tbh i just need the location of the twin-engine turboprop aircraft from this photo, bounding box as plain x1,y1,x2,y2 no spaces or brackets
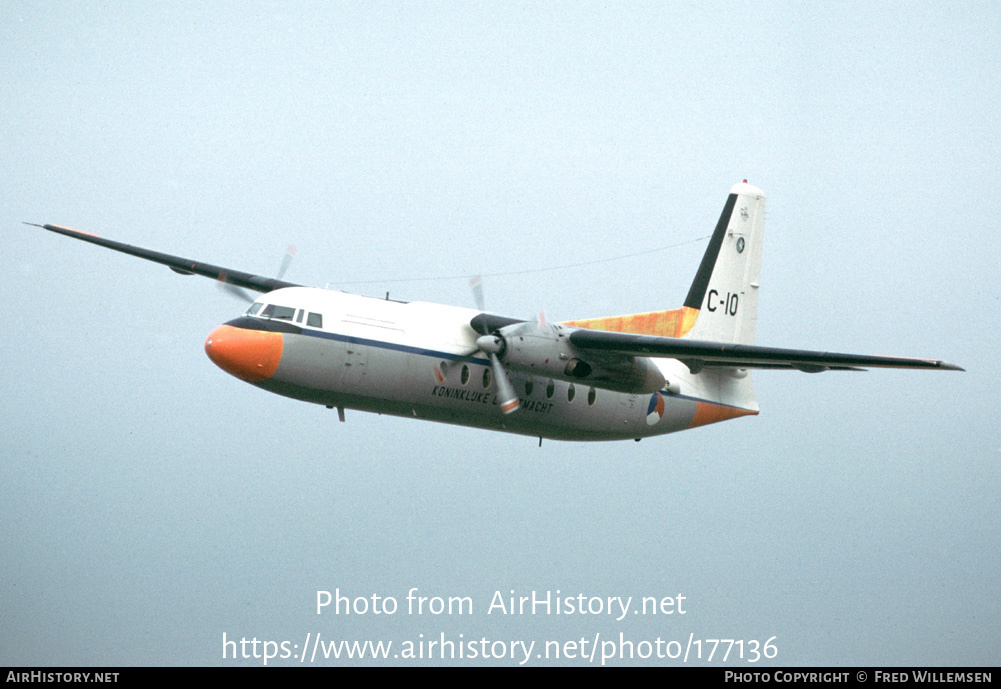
28,182,961,442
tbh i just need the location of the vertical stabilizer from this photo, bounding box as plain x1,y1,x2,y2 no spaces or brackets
684,182,766,344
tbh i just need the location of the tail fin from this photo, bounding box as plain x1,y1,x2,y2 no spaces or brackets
683,181,766,344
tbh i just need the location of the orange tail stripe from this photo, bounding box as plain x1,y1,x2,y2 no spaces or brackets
563,306,699,338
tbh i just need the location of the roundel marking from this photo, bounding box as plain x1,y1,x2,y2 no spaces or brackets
646,393,665,425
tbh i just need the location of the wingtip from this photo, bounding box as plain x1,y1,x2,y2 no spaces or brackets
939,362,965,372
30,223,103,238
22,222,45,228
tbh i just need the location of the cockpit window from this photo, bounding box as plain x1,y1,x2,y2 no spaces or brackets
246,303,263,316
307,312,323,328
260,304,296,321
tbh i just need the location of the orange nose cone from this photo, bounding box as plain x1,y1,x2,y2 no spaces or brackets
204,324,283,382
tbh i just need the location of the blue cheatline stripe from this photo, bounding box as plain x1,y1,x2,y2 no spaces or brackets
297,325,491,363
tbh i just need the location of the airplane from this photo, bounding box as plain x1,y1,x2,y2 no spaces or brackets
26,181,961,442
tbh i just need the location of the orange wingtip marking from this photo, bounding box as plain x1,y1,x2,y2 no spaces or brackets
49,224,102,238
688,402,758,429
563,306,699,338
204,325,283,383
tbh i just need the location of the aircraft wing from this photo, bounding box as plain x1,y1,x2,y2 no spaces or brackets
568,329,964,373
26,223,302,294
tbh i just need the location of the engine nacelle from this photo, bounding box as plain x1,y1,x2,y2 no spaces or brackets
493,322,666,394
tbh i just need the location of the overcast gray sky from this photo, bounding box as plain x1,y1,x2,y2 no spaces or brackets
2,1,997,666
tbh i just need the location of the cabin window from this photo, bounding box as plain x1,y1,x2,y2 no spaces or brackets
567,383,576,402
307,312,323,328
588,387,596,406
546,379,555,399
461,365,470,385
525,379,534,396
482,368,491,389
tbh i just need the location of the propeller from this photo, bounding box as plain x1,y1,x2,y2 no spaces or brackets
469,274,485,311
216,273,255,303
275,245,297,281
475,332,520,414
462,275,551,416
458,277,519,414
217,245,298,303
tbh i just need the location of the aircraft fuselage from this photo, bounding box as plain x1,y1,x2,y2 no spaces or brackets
204,287,756,441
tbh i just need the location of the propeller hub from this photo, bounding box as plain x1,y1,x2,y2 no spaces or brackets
475,335,505,356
